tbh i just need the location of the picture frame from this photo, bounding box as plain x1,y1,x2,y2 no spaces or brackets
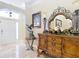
32,12,41,28
56,19,62,27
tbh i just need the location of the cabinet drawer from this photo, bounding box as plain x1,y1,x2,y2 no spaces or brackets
48,37,61,44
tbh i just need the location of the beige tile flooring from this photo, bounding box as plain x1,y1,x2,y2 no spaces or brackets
0,39,45,58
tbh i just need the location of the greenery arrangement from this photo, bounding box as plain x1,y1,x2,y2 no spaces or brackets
49,27,74,35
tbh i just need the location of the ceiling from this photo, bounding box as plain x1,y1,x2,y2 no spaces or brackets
0,0,78,13
0,0,39,14
0,0,38,9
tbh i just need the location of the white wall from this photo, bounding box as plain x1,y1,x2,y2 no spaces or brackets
18,14,26,40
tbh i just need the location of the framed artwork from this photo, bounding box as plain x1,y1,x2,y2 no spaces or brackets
56,19,62,27
32,12,41,28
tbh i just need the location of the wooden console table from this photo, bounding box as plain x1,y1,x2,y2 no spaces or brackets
37,33,79,57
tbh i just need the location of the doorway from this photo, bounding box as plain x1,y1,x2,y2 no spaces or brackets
0,18,17,44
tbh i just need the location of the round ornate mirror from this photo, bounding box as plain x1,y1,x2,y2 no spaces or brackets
48,7,72,32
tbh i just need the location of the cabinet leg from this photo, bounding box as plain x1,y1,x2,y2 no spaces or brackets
37,48,40,57
37,48,44,57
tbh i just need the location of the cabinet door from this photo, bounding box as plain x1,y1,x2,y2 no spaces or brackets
63,37,79,57
53,37,62,57
47,35,62,57
47,35,54,56
38,34,47,51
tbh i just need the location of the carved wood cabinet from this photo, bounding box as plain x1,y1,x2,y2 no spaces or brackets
37,33,79,57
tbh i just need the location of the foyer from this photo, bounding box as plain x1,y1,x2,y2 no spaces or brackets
0,0,79,58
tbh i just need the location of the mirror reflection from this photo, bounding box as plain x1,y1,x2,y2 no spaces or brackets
48,7,73,35
50,15,72,31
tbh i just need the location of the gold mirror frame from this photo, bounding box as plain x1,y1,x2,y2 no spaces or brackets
48,7,72,31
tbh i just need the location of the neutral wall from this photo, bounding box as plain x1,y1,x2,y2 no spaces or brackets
18,13,26,40
25,0,79,38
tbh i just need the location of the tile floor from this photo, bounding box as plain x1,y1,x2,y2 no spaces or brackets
0,39,45,58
